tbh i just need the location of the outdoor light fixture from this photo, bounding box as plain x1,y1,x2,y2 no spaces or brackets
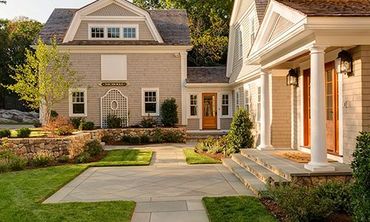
286,68,299,87
335,50,353,75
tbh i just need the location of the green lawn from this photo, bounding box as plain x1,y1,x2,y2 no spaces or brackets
0,165,135,222
9,128,48,138
183,148,221,164
90,149,153,167
203,196,277,222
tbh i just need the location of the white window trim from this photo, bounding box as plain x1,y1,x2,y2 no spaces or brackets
220,92,232,118
141,88,159,116
249,15,256,47
235,89,241,112
238,27,243,59
189,93,199,118
88,24,139,40
69,88,88,117
244,88,251,112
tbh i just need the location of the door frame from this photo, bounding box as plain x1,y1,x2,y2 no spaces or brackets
202,93,218,130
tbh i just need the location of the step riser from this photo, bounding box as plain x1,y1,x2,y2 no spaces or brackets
241,151,292,181
232,155,272,185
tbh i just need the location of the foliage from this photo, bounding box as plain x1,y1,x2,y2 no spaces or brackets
203,196,277,222
70,117,84,129
101,135,115,144
162,130,184,143
84,139,103,157
122,135,142,145
57,155,69,164
195,136,227,155
0,18,43,110
50,110,58,119
351,132,370,221
152,128,164,143
0,150,27,173
0,129,11,138
140,115,157,128
107,114,122,128
45,116,74,136
268,182,352,222
31,150,54,167
80,121,95,131
4,38,78,124
183,149,221,164
160,98,178,127
16,128,31,138
33,121,42,128
226,108,254,155
76,152,91,164
140,134,150,144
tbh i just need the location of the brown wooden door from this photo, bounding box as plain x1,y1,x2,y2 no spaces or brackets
202,93,217,130
303,62,339,155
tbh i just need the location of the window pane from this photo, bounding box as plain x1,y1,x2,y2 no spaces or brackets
91,27,104,38
107,27,120,38
191,106,197,116
73,104,85,114
222,106,229,116
123,27,136,39
145,103,156,113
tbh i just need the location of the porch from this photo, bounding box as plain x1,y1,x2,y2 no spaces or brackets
223,149,352,195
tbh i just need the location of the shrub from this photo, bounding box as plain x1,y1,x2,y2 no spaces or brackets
45,116,74,136
84,139,103,157
70,117,84,129
351,132,370,222
0,129,11,138
80,121,95,130
16,128,31,138
140,134,150,144
55,125,74,136
162,130,184,143
226,108,254,155
195,136,227,155
161,98,178,127
122,135,141,145
33,121,42,128
140,115,157,128
107,114,122,128
152,129,164,143
50,110,59,119
0,150,27,173
76,152,91,163
57,155,70,164
101,135,114,144
31,151,54,167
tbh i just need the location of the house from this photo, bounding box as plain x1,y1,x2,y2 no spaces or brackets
227,0,370,169
39,0,192,128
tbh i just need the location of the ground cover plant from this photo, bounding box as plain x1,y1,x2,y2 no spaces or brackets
183,148,221,164
90,149,153,167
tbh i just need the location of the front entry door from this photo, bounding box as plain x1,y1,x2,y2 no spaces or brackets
303,62,339,155
202,93,217,130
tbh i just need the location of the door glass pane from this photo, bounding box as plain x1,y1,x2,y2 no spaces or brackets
203,96,216,117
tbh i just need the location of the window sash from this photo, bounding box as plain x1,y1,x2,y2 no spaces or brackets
123,27,137,39
222,94,229,116
107,27,120,38
190,95,197,116
143,90,158,114
244,90,250,112
70,90,86,116
91,27,104,39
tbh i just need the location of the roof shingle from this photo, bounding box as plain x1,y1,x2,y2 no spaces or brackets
187,67,229,84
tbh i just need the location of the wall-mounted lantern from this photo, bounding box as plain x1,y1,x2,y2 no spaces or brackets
335,50,353,76
286,68,299,87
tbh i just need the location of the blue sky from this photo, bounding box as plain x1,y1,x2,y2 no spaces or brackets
0,0,96,22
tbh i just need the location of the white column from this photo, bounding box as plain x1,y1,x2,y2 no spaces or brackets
258,71,273,150
304,46,335,172
180,52,188,126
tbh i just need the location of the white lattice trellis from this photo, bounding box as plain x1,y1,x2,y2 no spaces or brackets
101,89,128,128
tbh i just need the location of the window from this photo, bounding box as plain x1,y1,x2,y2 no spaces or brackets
222,94,230,116
235,90,240,111
91,27,104,39
190,95,198,116
244,89,250,112
238,28,243,59
69,89,87,116
142,89,159,116
257,86,261,122
101,55,127,80
107,27,120,38
249,16,256,46
123,27,137,39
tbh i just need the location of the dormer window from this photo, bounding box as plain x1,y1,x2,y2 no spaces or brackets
91,27,104,39
107,27,120,38
123,27,137,39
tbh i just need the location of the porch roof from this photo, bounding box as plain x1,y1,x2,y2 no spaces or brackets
186,67,229,84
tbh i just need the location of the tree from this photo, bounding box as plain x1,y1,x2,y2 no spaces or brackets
5,38,78,124
161,98,178,127
134,0,233,66
0,18,43,109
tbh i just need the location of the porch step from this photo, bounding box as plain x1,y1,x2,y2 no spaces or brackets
231,154,289,186
222,158,267,196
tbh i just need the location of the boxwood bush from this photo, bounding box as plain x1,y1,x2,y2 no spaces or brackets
80,121,95,130
0,129,11,138
16,128,31,138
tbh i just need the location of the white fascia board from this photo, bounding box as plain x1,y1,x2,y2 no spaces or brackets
185,83,230,88
57,45,192,53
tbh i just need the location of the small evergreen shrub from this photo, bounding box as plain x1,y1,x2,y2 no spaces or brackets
76,152,91,163
101,135,115,144
107,114,122,128
70,117,84,129
50,110,59,119
0,129,11,138
161,98,178,127
33,121,42,128
57,155,70,164
140,134,150,144
162,130,183,143
55,125,74,136
80,121,95,130
226,108,254,155
152,129,164,143
31,151,54,167
351,132,370,222
140,116,157,128
0,150,27,173
16,128,31,138
84,139,103,157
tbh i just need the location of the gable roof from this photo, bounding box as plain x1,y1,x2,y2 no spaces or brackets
187,67,229,84
255,0,269,23
276,0,370,17
39,8,191,45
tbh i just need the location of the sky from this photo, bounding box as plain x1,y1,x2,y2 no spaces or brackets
0,0,96,22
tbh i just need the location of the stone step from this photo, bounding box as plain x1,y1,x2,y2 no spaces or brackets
241,149,292,180
231,154,289,186
222,158,267,196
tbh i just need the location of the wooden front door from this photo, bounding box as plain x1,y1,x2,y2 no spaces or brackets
202,93,217,130
303,62,339,155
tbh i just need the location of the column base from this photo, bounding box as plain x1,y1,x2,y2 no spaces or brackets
304,162,335,172
257,145,274,151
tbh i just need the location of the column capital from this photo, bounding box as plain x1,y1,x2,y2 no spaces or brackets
260,69,272,75
310,45,327,54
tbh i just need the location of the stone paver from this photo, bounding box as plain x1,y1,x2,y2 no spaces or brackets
44,144,253,222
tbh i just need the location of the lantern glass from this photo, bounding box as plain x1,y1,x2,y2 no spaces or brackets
286,69,298,86
336,50,353,74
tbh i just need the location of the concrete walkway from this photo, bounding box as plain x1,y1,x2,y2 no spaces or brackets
44,144,253,222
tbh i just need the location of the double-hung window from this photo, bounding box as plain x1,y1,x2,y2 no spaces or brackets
235,90,240,111
238,28,243,59
91,27,104,39
249,16,256,46
107,27,120,39
190,95,198,116
244,89,250,112
222,94,230,116
69,88,87,116
142,89,159,116
123,27,137,39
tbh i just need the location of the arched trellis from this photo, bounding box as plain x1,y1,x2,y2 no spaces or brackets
101,89,128,128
